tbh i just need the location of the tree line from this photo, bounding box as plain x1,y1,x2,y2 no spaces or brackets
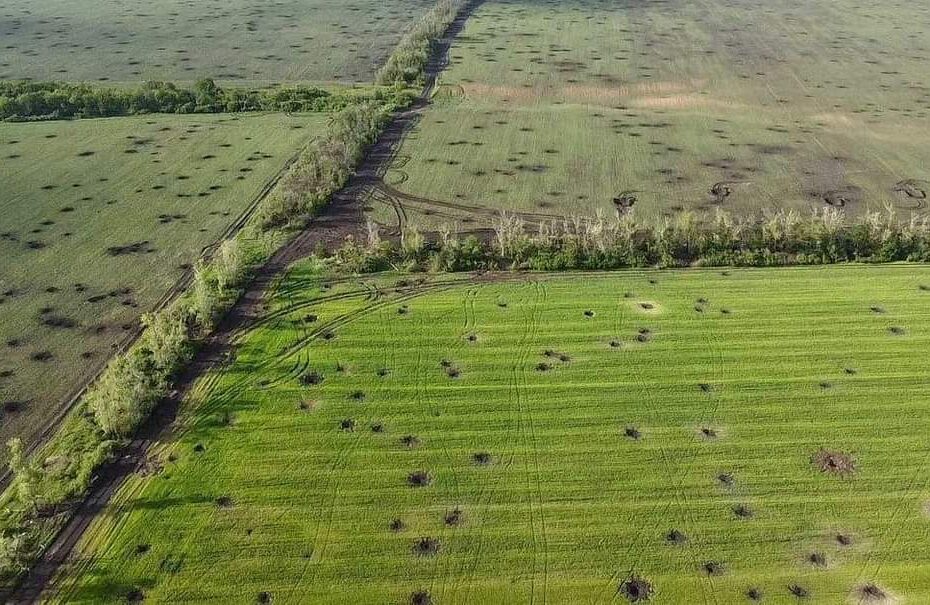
0,79,408,121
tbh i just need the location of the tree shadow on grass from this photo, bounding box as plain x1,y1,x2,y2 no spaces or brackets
115,493,217,514
59,572,157,604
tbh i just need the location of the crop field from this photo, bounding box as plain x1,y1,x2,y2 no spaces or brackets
370,0,930,229
0,0,433,84
0,112,325,457
44,264,930,604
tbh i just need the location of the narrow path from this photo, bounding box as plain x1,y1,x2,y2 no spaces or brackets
6,3,484,603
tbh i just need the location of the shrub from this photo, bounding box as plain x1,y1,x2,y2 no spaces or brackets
87,347,167,438
0,532,31,579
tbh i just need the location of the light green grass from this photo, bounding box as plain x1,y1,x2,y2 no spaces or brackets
0,0,433,84
0,113,326,457
377,0,930,228
47,264,930,604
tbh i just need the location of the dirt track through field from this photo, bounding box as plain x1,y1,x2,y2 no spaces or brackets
6,2,485,602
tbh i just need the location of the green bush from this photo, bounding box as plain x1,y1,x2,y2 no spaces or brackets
87,347,168,438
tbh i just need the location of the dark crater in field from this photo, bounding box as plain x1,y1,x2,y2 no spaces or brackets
412,537,440,556
894,179,928,201
410,590,432,605
105,241,154,256
857,583,889,602
443,507,464,527
812,449,856,476
619,575,653,602
389,518,406,532
820,185,862,208
407,470,431,487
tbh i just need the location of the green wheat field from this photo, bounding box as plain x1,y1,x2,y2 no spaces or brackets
46,263,930,604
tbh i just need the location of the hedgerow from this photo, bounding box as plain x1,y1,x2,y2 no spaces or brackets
0,79,410,121
333,207,930,273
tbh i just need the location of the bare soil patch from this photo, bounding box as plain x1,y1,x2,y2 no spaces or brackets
619,575,653,602
811,449,856,476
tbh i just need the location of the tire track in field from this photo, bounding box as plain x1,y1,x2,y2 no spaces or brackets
203,285,454,403
143,286,467,589
509,280,549,604
409,315,445,602
593,287,639,601
155,288,412,596
429,290,471,602
851,427,930,587
290,427,364,598
454,284,521,603
371,181,568,235
605,362,687,602
441,287,477,601
39,467,154,603
504,282,537,603
603,290,713,605
529,281,551,604
681,292,725,605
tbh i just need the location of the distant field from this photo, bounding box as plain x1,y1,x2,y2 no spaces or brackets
45,264,930,604
0,0,433,83
0,113,325,458
373,0,930,229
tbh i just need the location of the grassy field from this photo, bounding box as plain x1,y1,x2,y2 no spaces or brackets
0,113,326,458
373,0,930,229
0,0,433,84
43,264,930,604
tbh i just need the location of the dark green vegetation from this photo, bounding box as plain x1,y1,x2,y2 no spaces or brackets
0,0,434,84
374,0,930,228
44,265,930,603
0,113,325,462
0,80,409,121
